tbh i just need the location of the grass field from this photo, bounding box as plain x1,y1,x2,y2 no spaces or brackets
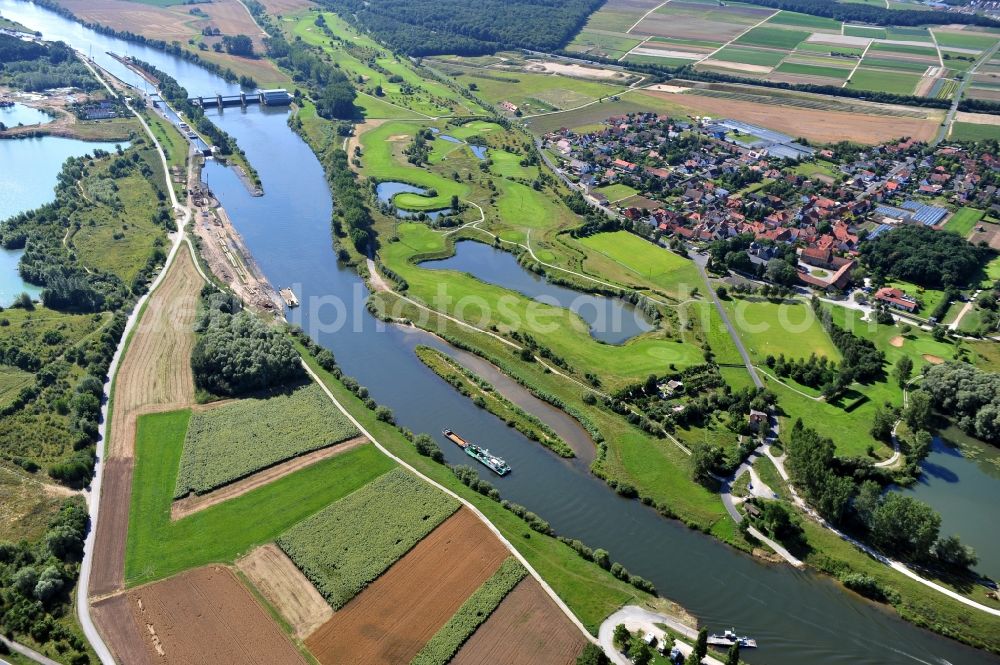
722,298,840,362
595,183,639,202
0,366,33,409
944,207,985,237
278,467,459,609
951,122,1000,141
124,409,394,586
576,231,702,300
490,149,539,180
174,383,359,497
736,25,810,49
847,68,920,94
932,29,999,51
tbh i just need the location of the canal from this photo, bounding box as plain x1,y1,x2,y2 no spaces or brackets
2,2,997,663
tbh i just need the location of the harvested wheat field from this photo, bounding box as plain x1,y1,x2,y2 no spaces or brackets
237,544,333,638
96,566,305,665
451,578,587,665
90,459,134,598
56,0,261,44
638,89,940,144
171,436,369,520
258,0,315,14
108,246,202,460
306,508,508,665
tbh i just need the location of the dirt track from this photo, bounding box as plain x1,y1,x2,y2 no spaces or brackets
93,566,306,665
305,508,508,665
107,247,201,460
451,578,587,665
639,89,940,144
92,249,201,599
171,436,369,520
237,544,334,638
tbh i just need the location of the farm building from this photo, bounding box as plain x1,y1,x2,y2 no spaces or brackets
875,287,918,312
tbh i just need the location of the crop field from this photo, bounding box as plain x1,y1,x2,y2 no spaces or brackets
451,578,586,665
713,45,787,67
277,468,460,609
125,409,394,586
847,68,921,94
844,24,887,39
237,544,334,638
860,56,934,73
951,121,1000,141
567,29,644,59
722,298,841,363
455,69,628,114
944,207,985,237
173,383,359,497
304,508,509,665
736,25,810,49
93,565,305,665
412,557,527,665
932,29,999,51
632,0,774,43
768,11,841,31
774,61,852,80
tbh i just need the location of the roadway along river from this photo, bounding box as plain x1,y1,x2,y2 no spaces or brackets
3,2,997,663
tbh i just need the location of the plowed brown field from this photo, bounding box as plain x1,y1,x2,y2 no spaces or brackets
90,458,134,598
95,566,306,665
237,544,333,638
305,508,508,665
638,89,940,144
451,578,587,665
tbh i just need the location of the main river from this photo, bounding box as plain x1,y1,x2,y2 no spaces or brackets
3,2,997,663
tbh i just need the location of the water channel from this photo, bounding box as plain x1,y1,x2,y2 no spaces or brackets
2,2,998,662
422,239,655,344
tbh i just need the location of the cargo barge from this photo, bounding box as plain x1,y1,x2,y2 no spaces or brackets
442,429,511,476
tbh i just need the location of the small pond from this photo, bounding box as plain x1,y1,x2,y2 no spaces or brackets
421,240,655,345
0,247,42,307
376,181,456,219
897,426,1000,581
0,102,53,127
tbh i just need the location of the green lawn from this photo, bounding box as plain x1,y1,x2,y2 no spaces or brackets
885,280,947,315
576,231,702,300
721,298,841,362
490,149,539,180
124,409,394,587
381,225,703,385
596,183,639,202
847,68,920,95
944,207,985,237
735,26,810,49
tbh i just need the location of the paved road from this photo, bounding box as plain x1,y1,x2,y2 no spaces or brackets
599,607,726,665
0,636,62,665
933,42,1000,145
690,252,763,388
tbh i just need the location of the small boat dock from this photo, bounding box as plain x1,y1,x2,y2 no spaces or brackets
279,287,299,308
707,629,757,649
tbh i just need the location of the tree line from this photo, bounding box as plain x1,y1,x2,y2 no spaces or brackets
0,34,99,92
263,31,357,120
738,0,1000,29
922,362,1000,444
319,0,604,56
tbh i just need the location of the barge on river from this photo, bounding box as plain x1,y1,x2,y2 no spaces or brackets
442,429,511,476
707,629,757,649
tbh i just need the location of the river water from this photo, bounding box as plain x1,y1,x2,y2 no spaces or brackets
4,2,998,663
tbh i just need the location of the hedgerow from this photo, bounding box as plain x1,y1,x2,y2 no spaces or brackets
173,383,359,497
410,557,527,665
277,468,459,608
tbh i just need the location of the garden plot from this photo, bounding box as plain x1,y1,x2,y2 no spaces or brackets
631,1,774,42
277,468,460,609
